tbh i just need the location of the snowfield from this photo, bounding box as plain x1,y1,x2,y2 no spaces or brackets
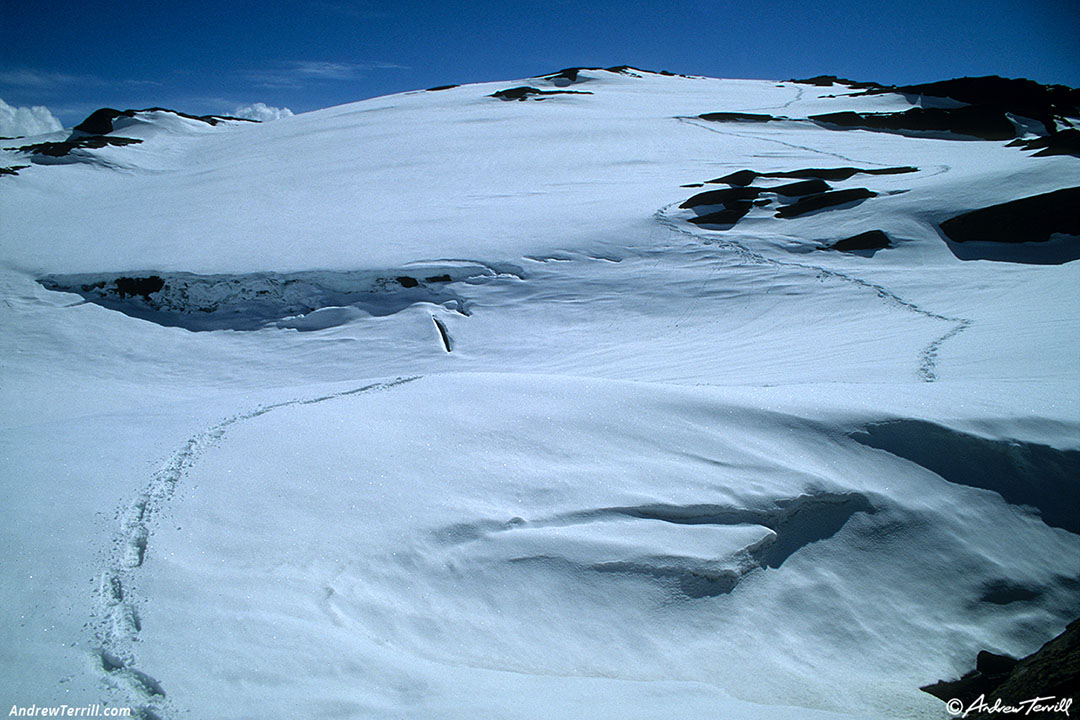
1,68,1078,719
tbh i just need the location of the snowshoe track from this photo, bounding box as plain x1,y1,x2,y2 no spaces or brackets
92,376,419,717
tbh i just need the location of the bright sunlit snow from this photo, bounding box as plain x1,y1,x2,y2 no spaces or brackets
1,68,1077,720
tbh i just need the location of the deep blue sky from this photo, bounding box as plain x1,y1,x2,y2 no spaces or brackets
2,0,1077,125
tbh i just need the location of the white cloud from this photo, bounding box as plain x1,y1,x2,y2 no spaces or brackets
0,69,86,88
0,68,159,90
0,97,63,137
232,102,295,122
248,60,406,88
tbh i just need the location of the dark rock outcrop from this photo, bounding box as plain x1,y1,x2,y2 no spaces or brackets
922,618,1079,719
680,186,762,209
541,68,584,85
940,187,1080,244
790,75,885,90
707,166,917,185
491,86,593,101
708,169,760,186
9,135,143,157
766,166,918,181
922,651,1021,706
687,203,753,226
73,107,255,135
426,84,459,92
1007,129,1080,158
0,165,29,176
73,108,129,135
828,230,891,252
769,179,831,196
775,188,875,218
811,107,1017,141
698,111,778,123
895,76,1080,135
114,276,165,300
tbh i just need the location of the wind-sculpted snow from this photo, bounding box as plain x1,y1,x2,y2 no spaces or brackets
437,492,875,598
850,420,1080,533
117,375,1080,719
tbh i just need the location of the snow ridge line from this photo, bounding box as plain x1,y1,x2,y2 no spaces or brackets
653,203,972,382
93,376,420,718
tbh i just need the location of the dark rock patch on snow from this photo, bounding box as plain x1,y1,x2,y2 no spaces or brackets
537,68,589,86
699,111,778,123
1007,129,1080,158
708,169,759,186
425,84,459,92
74,107,255,134
707,166,916,185
939,187,1080,264
850,420,1080,534
5,105,253,164
767,166,917,181
0,164,29,176
775,188,875,218
922,651,1020,707
922,617,1080,718
811,107,1017,141
114,276,165,300
827,230,892,253
892,76,1080,136
605,65,644,76
789,75,885,91
687,203,754,227
680,186,762,209
491,86,593,101
770,179,831,196
9,135,143,158
838,75,1080,140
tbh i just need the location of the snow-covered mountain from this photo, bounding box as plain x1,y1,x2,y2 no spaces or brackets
1,67,1077,720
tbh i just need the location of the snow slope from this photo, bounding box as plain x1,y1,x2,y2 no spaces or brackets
1,68,1078,719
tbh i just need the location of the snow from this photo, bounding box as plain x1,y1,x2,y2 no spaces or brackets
1,68,1078,719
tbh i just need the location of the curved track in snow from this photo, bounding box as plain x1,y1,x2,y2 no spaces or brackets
676,116,873,164
92,377,419,717
654,202,971,382
661,114,973,382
